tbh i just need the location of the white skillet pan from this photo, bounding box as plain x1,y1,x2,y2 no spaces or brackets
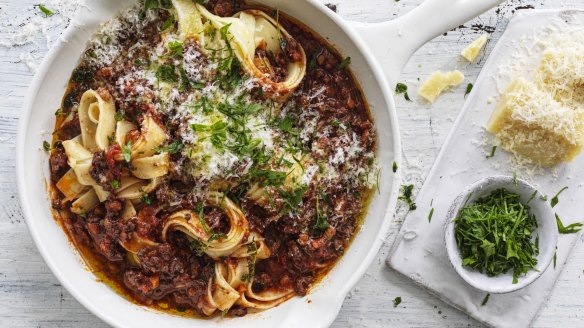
16,0,504,327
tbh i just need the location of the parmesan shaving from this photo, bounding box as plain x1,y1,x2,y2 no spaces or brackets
418,70,465,103
461,33,489,62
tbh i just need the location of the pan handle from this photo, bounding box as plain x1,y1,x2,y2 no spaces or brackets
349,0,506,87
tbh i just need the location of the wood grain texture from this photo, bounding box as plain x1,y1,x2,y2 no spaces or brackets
1,0,583,327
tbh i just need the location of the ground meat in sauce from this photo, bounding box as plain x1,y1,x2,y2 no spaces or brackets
49,148,69,182
49,0,375,318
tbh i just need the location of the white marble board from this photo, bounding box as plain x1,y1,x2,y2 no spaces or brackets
388,9,584,328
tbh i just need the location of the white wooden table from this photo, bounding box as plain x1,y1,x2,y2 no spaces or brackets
1,0,583,327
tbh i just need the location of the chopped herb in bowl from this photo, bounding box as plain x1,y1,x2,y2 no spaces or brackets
445,176,558,294
454,188,539,284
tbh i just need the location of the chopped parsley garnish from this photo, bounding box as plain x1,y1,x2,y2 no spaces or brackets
191,120,229,149
161,16,175,31
395,82,412,101
141,192,153,205
279,115,295,132
187,96,213,114
399,184,417,210
454,188,538,284
486,145,497,158
145,0,160,10
526,190,538,204
251,169,287,187
42,141,51,152
160,0,173,9
464,83,473,98
37,4,54,17
54,108,65,116
555,213,583,234
208,232,225,242
71,67,94,84
242,239,258,282
392,161,398,173
481,293,490,306
189,239,208,256
393,296,402,307
114,110,124,121
122,140,133,162
308,48,324,71
337,56,351,70
550,186,568,208
204,23,244,91
195,203,226,242
156,64,179,83
110,179,121,189
313,190,329,233
166,41,184,58
278,185,308,215
155,139,184,154
428,208,435,223
179,67,201,91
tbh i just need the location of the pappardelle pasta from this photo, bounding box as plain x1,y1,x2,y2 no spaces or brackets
48,0,377,317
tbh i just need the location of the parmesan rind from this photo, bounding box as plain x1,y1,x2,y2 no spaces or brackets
487,78,584,167
461,33,489,62
418,70,465,103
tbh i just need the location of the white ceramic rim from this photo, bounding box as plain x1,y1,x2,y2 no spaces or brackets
444,175,559,294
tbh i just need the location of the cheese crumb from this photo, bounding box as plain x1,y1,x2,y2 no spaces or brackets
418,70,465,103
461,33,489,62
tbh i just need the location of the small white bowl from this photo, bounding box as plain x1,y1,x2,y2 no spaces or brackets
444,175,558,294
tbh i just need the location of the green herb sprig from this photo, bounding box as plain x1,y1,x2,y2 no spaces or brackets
550,186,568,208
395,82,412,101
399,184,417,210
555,213,583,234
122,140,133,162
486,145,497,158
37,4,54,17
393,296,402,307
464,83,473,98
155,139,184,154
338,57,351,70
481,293,490,306
43,141,51,152
454,189,538,284
195,203,226,242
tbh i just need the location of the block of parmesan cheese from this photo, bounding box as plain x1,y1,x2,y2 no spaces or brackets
418,70,465,103
487,78,584,167
461,33,489,62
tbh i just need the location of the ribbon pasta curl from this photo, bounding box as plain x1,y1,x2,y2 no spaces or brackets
173,3,306,99
56,89,170,214
162,192,293,314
